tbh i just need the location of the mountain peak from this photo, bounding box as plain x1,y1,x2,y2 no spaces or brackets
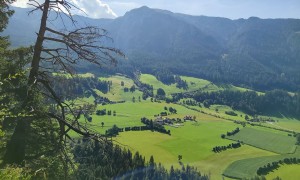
139,6,150,10
124,6,152,16
124,6,174,18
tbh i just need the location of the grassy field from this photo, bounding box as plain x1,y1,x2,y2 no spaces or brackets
139,74,254,97
276,120,300,132
223,148,300,179
69,101,224,137
227,127,297,154
266,164,300,180
258,115,300,132
97,75,143,102
139,74,188,96
115,121,276,180
53,72,95,78
181,102,249,122
68,96,95,105
68,97,278,179
66,74,300,179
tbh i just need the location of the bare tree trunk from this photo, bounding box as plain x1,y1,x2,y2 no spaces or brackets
3,117,30,165
3,1,122,174
28,0,50,85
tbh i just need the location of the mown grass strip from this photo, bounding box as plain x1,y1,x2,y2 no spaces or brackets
223,147,300,179
227,127,296,154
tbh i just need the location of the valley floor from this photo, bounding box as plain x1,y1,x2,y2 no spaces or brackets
69,74,300,180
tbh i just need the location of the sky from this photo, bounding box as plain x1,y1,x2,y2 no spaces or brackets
12,0,300,19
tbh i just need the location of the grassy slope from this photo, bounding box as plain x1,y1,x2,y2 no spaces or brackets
69,101,221,136
266,164,300,180
223,147,300,179
140,74,257,97
139,74,187,96
227,127,297,154
68,74,300,179
224,130,300,180
68,75,299,131
181,102,249,122
97,75,143,102
53,72,95,78
115,121,275,180
179,100,299,134
276,120,300,132
258,115,300,132
95,74,300,133
69,96,95,105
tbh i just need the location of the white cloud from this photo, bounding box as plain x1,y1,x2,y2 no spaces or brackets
106,1,140,16
11,0,28,8
12,0,117,19
70,0,117,19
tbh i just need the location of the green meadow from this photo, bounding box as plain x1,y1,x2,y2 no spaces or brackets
227,127,297,154
223,148,300,179
53,72,95,78
139,74,255,96
266,164,300,180
140,74,184,96
68,74,300,179
69,100,225,137
258,115,300,132
115,121,275,180
181,102,249,122
97,75,144,102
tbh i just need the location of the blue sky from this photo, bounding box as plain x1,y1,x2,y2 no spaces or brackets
13,0,300,19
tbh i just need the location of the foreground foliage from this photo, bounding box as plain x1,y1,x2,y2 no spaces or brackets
73,139,209,180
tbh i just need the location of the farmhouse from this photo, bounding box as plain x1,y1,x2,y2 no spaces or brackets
183,115,193,120
155,117,173,125
155,117,164,125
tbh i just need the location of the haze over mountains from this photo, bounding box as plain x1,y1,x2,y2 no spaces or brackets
4,6,300,91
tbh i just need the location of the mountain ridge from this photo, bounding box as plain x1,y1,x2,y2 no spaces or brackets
3,6,300,91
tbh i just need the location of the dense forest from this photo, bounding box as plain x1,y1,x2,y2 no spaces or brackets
172,90,300,118
52,75,110,100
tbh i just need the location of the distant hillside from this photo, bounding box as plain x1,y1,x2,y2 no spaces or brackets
3,6,300,91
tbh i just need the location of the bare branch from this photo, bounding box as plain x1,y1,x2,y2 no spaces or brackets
25,1,125,163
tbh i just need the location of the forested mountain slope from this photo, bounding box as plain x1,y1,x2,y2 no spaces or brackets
4,6,300,91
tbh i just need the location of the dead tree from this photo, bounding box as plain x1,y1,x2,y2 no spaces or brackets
26,0,123,138
4,0,124,169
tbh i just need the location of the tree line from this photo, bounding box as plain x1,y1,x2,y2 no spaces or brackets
52,75,110,100
257,158,300,176
105,122,171,137
225,127,240,136
212,142,242,153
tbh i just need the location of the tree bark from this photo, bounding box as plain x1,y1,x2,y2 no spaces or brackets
28,0,50,86
3,117,30,165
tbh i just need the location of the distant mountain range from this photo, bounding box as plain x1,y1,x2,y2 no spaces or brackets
3,6,300,91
